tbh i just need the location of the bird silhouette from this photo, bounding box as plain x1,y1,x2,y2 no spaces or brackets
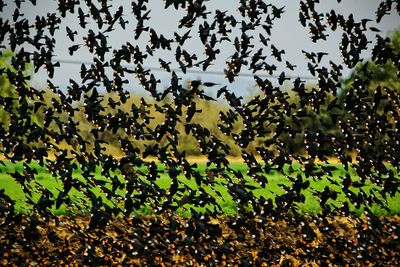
0,1,398,263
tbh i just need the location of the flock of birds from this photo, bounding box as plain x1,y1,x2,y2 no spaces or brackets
0,0,400,264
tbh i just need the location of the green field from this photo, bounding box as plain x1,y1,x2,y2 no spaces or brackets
1,160,399,217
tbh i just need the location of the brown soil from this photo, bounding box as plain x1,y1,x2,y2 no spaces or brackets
1,213,399,266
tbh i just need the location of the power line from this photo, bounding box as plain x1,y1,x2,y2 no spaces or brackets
54,58,318,81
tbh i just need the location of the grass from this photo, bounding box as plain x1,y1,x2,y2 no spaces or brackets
0,160,399,217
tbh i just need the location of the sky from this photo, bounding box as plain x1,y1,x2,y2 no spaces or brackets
1,0,400,98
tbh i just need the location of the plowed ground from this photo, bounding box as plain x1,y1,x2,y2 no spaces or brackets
1,214,399,266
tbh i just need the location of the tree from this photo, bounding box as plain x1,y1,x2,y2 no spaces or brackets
337,28,400,158
343,28,400,92
0,50,18,127
0,49,42,130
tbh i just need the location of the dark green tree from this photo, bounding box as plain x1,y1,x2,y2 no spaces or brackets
343,28,400,92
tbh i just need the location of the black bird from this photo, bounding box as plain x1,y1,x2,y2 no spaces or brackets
285,60,297,70
272,5,285,19
66,26,77,41
159,58,171,72
271,44,285,62
174,30,191,45
77,7,88,28
278,71,290,85
1,1,399,260
68,44,81,55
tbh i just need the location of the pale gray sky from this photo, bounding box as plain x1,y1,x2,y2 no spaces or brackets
2,0,399,97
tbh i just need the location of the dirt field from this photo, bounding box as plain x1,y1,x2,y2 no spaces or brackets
1,213,399,266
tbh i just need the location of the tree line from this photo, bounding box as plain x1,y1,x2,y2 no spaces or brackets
1,29,399,159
